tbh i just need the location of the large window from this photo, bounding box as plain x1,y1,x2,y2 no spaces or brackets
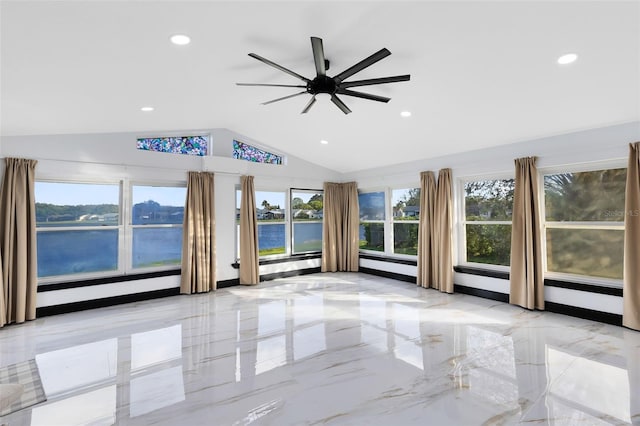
543,167,626,282
392,188,420,255
36,182,121,279
35,180,186,283
462,178,514,267
359,191,386,252
130,185,186,270
291,189,323,254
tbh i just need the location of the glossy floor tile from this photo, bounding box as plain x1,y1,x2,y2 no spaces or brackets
1,273,639,425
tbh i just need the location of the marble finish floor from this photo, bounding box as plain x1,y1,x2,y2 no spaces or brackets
1,272,639,425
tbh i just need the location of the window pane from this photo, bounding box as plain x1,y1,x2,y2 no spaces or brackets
465,224,511,266
359,192,385,220
37,230,118,277
258,223,286,256
132,186,186,225
35,182,119,227
233,140,283,165
291,190,323,222
256,191,285,222
465,180,514,221
546,228,624,279
136,135,208,156
293,223,322,253
392,188,420,221
394,222,418,255
132,228,182,269
544,169,626,222
360,223,385,252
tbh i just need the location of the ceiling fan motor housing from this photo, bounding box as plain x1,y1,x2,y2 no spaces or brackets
308,75,336,95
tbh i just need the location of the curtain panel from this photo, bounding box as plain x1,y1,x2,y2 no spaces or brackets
0,158,38,327
180,171,216,294
321,182,359,272
434,168,454,293
509,157,544,310
417,171,436,288
239,175,259,285
624,142,640,330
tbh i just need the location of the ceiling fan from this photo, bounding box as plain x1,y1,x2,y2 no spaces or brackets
237,37,410,114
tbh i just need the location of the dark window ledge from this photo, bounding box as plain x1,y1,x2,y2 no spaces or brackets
38,269,181,292
231,253,322,269
454,266,623,297
359,253,418,266
454,265,510,280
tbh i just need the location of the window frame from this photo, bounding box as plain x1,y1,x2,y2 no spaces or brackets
457,173,515,272
128,181,187,273
358,188,388,255
539,160,626,288
35,177,187,285
390,187,421,258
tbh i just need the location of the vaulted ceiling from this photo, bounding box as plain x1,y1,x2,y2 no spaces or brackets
1,1,638,173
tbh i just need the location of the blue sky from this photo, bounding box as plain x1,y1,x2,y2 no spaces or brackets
35,182,186,206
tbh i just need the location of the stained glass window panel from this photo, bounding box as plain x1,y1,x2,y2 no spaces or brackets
233,140,283,165
136,136,208,156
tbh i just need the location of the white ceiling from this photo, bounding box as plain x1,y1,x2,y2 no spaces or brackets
1,1,639,173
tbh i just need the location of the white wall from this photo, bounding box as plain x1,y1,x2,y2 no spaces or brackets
1,128,339,307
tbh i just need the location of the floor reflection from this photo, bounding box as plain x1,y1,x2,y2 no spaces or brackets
0,272,638,425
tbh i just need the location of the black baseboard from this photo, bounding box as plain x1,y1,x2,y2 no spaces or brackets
453,283,510,303
36,288,180,317
545,301,622,326
261,267,322,282
359,267,416,284
217,278,240,288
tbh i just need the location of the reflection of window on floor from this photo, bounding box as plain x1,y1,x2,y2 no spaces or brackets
293,324,326,361
546,346,631,423
33,324,185,422
258,301,286,336
30,386,117,425
466,327,518,407
256,335,287,376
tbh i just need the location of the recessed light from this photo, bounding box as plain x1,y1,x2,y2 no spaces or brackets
557,53,578,65
170,34,191,46
140,106,154,112
320,140,329,145
400,111,412,117
315,93,332,101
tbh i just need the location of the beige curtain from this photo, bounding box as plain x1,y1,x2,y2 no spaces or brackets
417,171,436,288
0,158,38,327
433,168,454,293
321,182,359,272
623,142,640,330
180,171,216,294
239,175,259,285
509,157,544,310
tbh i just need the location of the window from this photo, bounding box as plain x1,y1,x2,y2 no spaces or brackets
359,191,386,252
543,167,626,282
136,135,208,156
130,185,186,270
462,178,514,267
35,180,186,283
233,140,283,165
256,191,287,256
291,189,323,254
392,188,420,256
36,181,121,279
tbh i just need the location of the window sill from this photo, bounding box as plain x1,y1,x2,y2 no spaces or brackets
359,253,418,266
231,253,322,269
37,269,181,292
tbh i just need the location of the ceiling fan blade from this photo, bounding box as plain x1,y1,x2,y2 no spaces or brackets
333,48,391,83
330,94,352,114
301,96,317,114
336,89,391,103
311,37,326,77
339,74,410,89
261,91,308,105
248,53,310,83
237,83,307,88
